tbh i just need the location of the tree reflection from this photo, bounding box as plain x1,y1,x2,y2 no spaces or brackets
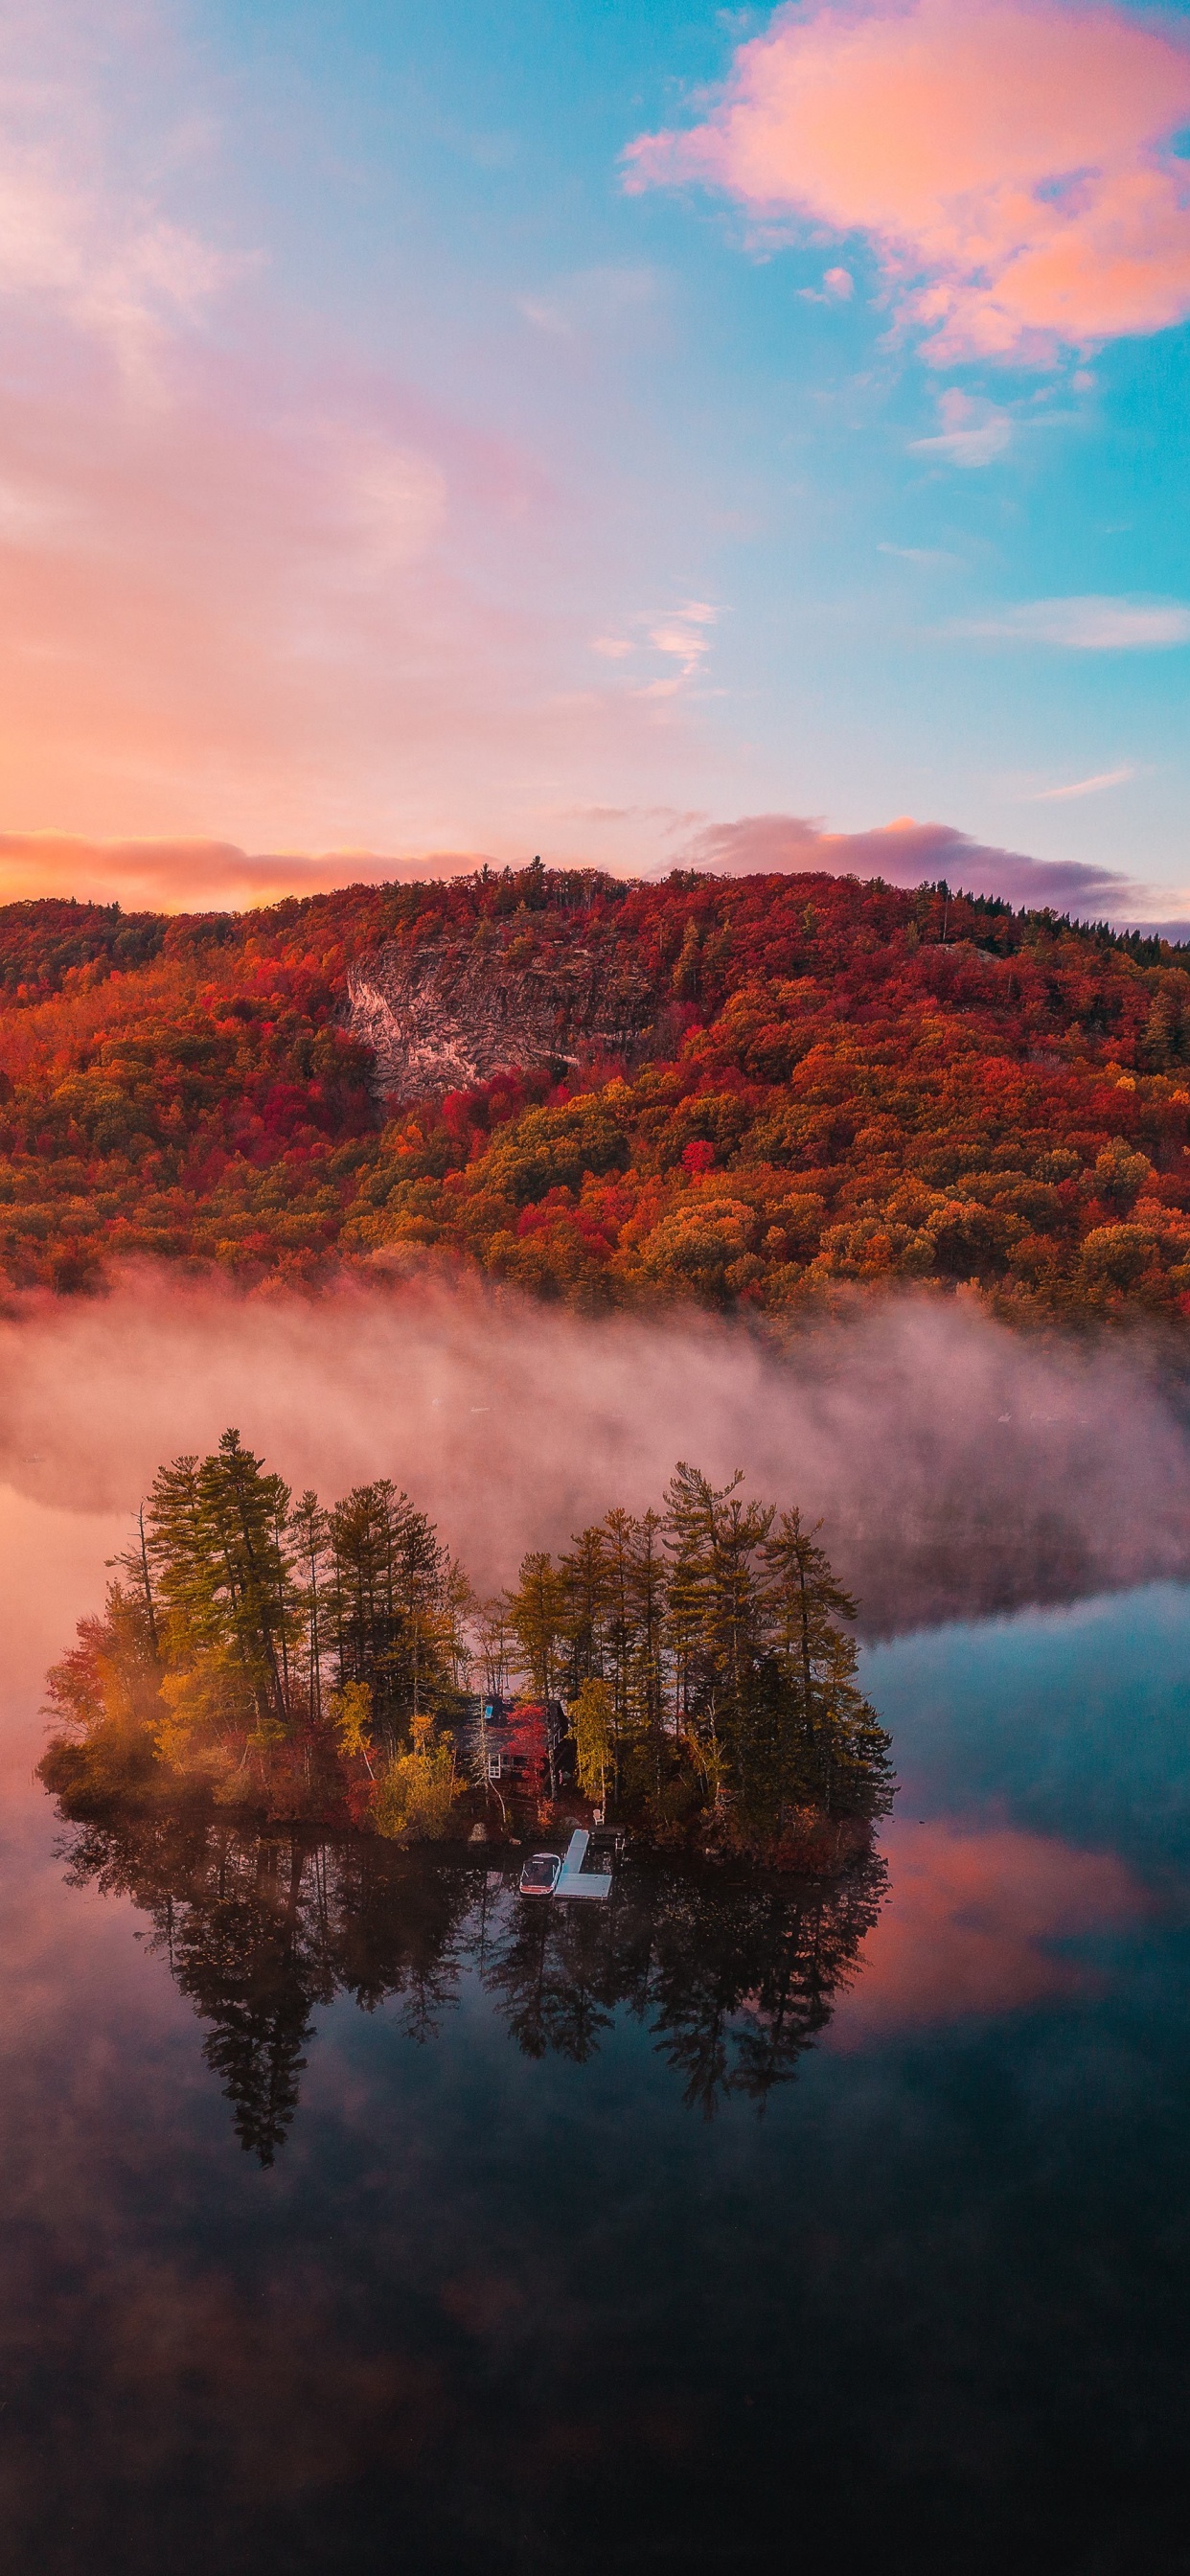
645,1870,886,2113
481,1862,886,2112
60,1817,479,2163
484,1899,619,2064
59,1816,886,2158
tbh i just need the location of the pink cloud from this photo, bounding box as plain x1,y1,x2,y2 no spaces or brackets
625,0,1190,362
0,9,731,868
3,807,1183,934
0,316,708,862
4,807,1182,930
681,808,1190,927
0,3,249,397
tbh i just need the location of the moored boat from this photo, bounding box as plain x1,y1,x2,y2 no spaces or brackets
518,1851,561,1898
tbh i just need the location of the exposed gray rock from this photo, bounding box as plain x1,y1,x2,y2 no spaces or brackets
346,939,657,1099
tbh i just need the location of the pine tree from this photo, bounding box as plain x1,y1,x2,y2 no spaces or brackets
558,1524,610,1694
327,1482,456,1748
571,1675,614,1806
506,1551,567,1798
662,1464,772,1807
144,1432,300,1762
475,1595,515,1701
291,1490,328,1727
761,1508,883,1814
624,1506,669,1790
197,1430,294,1731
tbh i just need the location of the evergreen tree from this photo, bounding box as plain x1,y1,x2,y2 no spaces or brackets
475,1595,515,1700
760,1509,891,1817
327,1481,458,1749
291,1490,328,1727
506,1551,567,1797
197,1429,294,1730
144,1431,299,1771
622,1506,669,1792
558,1524,610,1694
571,1675,614,1806
662,1464,772,1808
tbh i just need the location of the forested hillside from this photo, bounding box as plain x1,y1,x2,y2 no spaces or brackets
3,862,1190,1318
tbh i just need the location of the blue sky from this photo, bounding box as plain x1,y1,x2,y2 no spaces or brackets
2,0,1189,919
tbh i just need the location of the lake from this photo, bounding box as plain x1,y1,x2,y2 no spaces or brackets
3,1497,1189,2574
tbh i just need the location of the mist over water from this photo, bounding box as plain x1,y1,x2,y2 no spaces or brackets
3,1277,1190,2571
1,1272,1187,1635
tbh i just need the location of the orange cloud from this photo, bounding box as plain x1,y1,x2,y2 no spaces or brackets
625,0,1190,362
0,836,486,912
831,1818,1144,2040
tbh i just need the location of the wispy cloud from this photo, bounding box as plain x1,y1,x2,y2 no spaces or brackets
0,15,720,863
592,601,721,698
646,601,718,674
625,0,1190,365
878,542,961,567
1030,767,1134,802
958,597,1190,648
517,264,662,339
0,102,248,395
909,390,1013,467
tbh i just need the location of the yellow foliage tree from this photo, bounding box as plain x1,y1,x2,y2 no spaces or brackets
156,1647,257,1796
571,1676,613,1806
330,1680,375,1775
374,1734,458,1844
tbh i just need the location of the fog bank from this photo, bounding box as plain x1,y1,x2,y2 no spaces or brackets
1,1276,1186,1634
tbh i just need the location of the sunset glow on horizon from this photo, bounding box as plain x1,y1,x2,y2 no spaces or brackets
2,0,1188,921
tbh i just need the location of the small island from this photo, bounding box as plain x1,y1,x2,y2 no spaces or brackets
39,1430,893,1868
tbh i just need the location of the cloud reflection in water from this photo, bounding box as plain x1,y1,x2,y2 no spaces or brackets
832,1820,1144,2043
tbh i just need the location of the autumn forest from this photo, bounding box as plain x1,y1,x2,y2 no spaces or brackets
3,860,1190,1320
39,1431,892,1861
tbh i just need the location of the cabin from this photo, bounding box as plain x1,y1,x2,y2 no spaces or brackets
463,1694,577,1794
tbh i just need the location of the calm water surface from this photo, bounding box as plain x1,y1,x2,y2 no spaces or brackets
3,1539,1189,2575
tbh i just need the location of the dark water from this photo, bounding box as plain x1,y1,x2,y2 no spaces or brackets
3,1578,1190,2574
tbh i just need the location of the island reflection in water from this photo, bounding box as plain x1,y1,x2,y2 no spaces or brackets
11,1574,1190,2576
57,1817,887,2160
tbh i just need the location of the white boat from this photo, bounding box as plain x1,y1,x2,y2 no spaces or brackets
518,1851,561,1898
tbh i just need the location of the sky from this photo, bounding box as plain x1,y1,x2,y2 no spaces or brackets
1,0,1189,924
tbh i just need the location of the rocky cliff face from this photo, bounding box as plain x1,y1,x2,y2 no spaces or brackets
345,938,658,1099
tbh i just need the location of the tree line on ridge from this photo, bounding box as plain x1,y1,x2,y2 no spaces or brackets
4,866,1190,1315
